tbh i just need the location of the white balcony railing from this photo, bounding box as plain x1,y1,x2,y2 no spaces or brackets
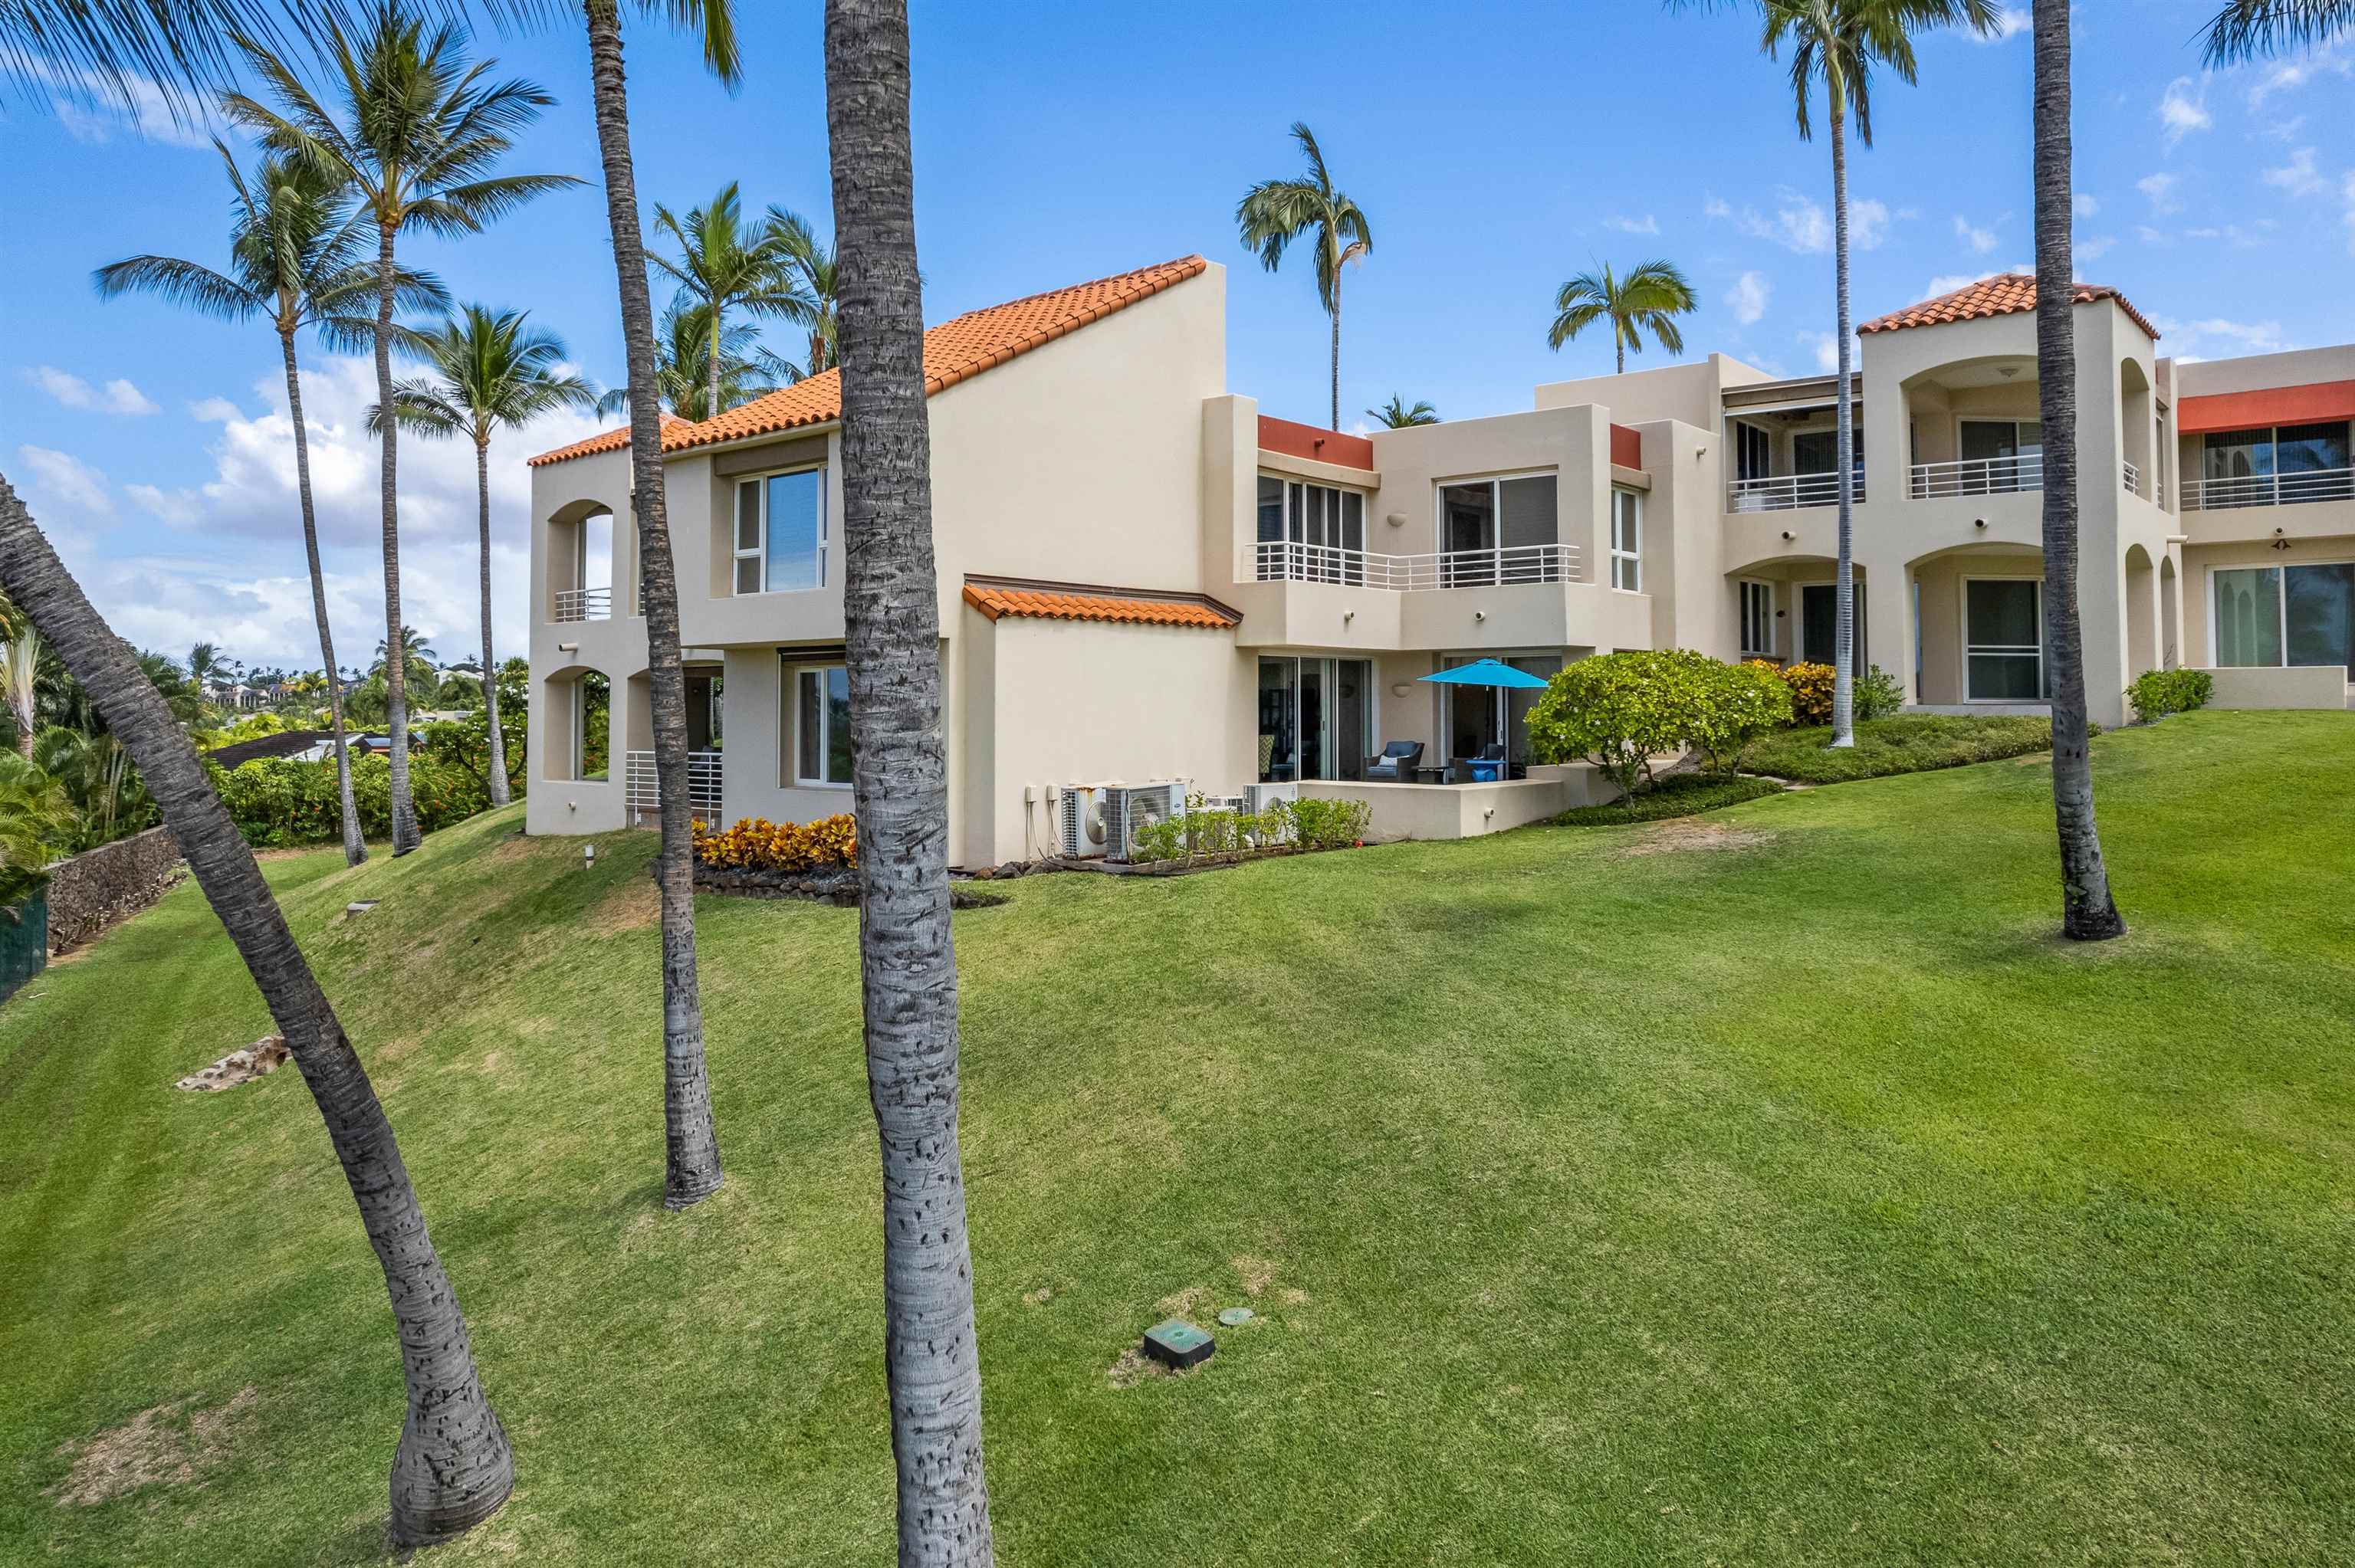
1726,471,1864,512
2122,459,2143,498
553,585,612,622
625,749,723,824
2182,467,2355,511
1253,540,1580,590
1910,454,2044,499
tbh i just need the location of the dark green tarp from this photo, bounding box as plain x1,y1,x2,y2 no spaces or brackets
0,887,48,1005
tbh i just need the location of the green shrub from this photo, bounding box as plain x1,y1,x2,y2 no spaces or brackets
1687,660,1794,776
1552,771,1785,827
212,752,491,847
1527,649,1715,805
1854,664,1907,721
1285,795,1371,851
1742,714,2090,785
1126,795,1362,864
2127,667,2214,723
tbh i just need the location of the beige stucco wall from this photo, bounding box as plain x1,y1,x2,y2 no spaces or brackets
1534,352,1774,424
2199,664,2350,709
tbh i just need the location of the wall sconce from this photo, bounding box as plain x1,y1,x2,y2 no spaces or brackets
1781,530,1795,542
1391,681,1412,697
1473,610,1487,622
1973,519,1988,530
1385,511,1409,530
1696,444,1709,458
557,641,579,652
1343,609,1355,623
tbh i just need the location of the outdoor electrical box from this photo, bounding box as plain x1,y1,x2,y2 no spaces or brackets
1141,1319,1215,1371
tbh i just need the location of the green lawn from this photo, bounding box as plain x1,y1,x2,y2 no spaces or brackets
5,710,2353,1565
1745,711,2075,782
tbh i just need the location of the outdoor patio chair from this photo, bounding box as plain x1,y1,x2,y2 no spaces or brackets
1364,740,1424,782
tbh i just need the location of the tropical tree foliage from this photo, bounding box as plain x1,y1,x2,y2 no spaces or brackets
2202,0,2353,59
1546,259,1697,373
594,295,785,421
1368,394,1439,428
648,180,813,415
1237,120,1371,431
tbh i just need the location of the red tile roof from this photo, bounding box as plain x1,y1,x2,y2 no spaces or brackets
961,578,1240,631
1858,273,2158,341
530,255,1211,467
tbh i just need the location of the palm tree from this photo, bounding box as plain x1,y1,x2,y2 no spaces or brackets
765,205,839,380
373,624,439,700
593,294,782,421
95,144,421,865
1,471,517,1539
224,4,578,855
579,0,735,1210
825,2,996,1559
376,306,596,805
2027,0,2125,939
5,625,38,759
649,181,806,417
1673,0,1997,749
2204,0,2352,57
1368,395,1439,428
1237,121,1371,432
1546,259,1698,373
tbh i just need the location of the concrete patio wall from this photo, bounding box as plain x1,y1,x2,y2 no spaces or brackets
1300,762,1618,842
2199,664,2351,710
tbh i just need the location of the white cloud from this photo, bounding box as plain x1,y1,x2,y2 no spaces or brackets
1953,214,1999,254
15,445,114,518
2135,224,2169,245
189,396,242,423
1804,332,1860,373
2152,316,2290,356
1726,270,1771,326
1978,7,2031,40
1849,198,1893,249
2137,172,2181,214
2264,146,2326,198
2158,76,2212,146
28,366,159,415
30,65,214,150
126,484,205,526
1708,188,1828,253
2077,235,2116,261
2248,50,2351,107
2182,221,2271,248
2073,192,2099,218
1604,213,1660,235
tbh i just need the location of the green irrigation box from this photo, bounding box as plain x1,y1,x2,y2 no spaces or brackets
0,887,47,1005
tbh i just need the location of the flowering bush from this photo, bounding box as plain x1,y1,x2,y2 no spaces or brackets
691,813,859,873
1760,660,1837,726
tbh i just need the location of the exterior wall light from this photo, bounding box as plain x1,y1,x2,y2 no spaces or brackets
1974,519,1989,530
1473,610,1488,622
557,641,579,653
1391,682,1411,697
1343,609,1355,623
1781,530,1795,542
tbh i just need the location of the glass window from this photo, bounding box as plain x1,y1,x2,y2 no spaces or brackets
765,469,825,592
1735,422,1771,481
1256,658,1298,782
790,664,852,785
1611,490,1642,592
733,481,762,595
1256,476,1284,543
2286,563,2355,669
2275,422,2350,476
1739,580,1774,657
2204,427,2272,481
1965,579,2043,700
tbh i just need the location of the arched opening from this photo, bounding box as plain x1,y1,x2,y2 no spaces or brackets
2120,359,2154,499
546,500,616,622
2160,556,2180,669
1724,556,1871,677
540,668,610,781
2124,544,2157,679
1909,542,2049,707
1901,354,2042,497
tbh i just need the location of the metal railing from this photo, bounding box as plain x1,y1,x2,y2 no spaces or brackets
1910,453,2044,498
2182,467,2355,510
625,750,723,823
1253,540,1579,589
2122,459,2143,498
553,585,612,622
1726,471,1864,512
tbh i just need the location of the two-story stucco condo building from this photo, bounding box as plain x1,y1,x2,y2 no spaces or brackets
526,255,2355,865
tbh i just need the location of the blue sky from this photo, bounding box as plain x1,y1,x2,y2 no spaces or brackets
3,0,2349,670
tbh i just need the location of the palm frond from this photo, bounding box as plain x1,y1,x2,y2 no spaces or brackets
91,254,258,320
2200,0,2352,63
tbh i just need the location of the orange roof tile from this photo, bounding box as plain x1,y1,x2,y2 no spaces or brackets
1859,273,2158,341
530,255,1211,467
961,578,1240,631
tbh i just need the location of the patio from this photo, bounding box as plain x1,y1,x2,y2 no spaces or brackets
1301,764,1616,841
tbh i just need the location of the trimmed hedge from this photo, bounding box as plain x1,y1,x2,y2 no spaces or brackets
2127,667,2214,723
1742,714,2088,785
1552,771,1785,827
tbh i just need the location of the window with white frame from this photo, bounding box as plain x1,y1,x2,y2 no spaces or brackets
1739,579,1775,658
783,661,853,785
1610,488,1642,592
733,467,827,595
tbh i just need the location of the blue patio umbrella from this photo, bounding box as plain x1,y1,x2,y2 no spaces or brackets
1417,658,1552,690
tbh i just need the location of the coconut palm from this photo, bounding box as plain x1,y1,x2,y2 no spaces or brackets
1368,395,1439,428
649,181,808,416
1672,0,1998,749
765,205,840,380
2025,0,2125,939
95,146,427,864
2203,0,2353,57
1237,121,1372,432
375,306,596,805
372,624,439,699
577,0,737,1210
1546,259,1698,373
593,294,783,421
825,2,996,1558
223,4,578,855
0,477,514,1543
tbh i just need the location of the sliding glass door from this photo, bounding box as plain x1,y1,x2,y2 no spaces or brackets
1964,578,2045,700
2215,563,2355,669
1257,656,1374,782
1439,653,1562,771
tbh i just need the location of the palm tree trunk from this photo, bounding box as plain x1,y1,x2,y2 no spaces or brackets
824,3,995,1562
1828,95,1857,749
1328,269,1342,431
708,300,724,420
281,326,366,866
586,0,724,1208
0,471,512,1546
375,221,421,853
475,439,509,808
2032,0,2125,940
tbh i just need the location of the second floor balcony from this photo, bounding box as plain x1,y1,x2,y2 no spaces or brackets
553,585,613,622
1727,471,1865,512
2183,466,2355,511
1253,540,1580,590
1910,453,2044,499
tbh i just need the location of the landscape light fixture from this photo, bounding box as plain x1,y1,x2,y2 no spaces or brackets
584,843,596,869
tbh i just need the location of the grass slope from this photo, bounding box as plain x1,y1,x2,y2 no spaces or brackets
4,710,2353,1566
1745,712,2071,783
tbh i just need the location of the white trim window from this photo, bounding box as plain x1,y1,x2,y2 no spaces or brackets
1739,579,1775,658
1962,576,2047,701
786,661,853,786
734,467,828,595
1610,488,1643,592
2212,561,2355,668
